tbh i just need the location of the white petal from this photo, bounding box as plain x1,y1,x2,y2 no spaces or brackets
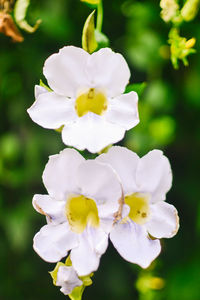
87,48,130,97
77,160,122,217
57,266,82,295
136,150,172,202
27,91,77,129
34,85,48,98
97,146,139,195
71,227,108,276
42,148,85,201
146,202,179,238
61,113,125,153
32,194,65,224
105,92,139,130
43,46,90,97
110,221,161,268
33,223,78,262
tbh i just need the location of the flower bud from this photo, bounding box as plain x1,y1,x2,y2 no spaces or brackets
181,0,200,21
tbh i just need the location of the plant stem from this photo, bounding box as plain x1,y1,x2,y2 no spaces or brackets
96,0,103,32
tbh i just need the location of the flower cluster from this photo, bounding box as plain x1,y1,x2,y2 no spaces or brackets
28,46,179,298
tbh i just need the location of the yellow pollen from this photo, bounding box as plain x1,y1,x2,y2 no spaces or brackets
65,195,100,234
75,88,108,117
125,193,150,225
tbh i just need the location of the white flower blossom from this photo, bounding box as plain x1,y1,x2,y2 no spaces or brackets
50,257,93,297
27,46,139,153
56,265,82,295
97,146,179,268
32,148,122,276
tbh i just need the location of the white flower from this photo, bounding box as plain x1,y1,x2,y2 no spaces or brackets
33,148,122,276
97,146,179,268
56,265,82,295
27,46,139,153
50,257,93,296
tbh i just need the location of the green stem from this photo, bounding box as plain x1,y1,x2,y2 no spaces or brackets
96,0,103,32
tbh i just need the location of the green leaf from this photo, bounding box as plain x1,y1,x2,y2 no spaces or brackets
125,82,147,97
14,0,41,33
82,10,98,53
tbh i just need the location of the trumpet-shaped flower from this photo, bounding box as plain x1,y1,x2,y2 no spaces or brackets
50,257,93,297
32,148,122,276
52,264,82,295
97,146,179,268
27,46,139,153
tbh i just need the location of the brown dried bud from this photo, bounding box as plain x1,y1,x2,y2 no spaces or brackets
0,12,24,42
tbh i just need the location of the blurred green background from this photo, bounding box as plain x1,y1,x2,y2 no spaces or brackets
0,0,200,299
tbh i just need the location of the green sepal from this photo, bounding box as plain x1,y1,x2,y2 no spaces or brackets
49,262,66,286
82,10,98,53
68,285,85,300
69,273,93,300
95,29,109,49
65,256,72,266
98,144,112,154
14,0,41,33
55,125,64,133
125,82,147,97
39,79,52,92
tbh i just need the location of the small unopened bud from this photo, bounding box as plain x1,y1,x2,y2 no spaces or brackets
181,0,200,21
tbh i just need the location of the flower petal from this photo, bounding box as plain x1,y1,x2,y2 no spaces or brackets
33,223,78,262
57,266,82,295
110,221,161,268
43,46,90,97
97,146,139,195
100,204,130,234
146,201,179,238
136,150,172,202
32,194,65,224
27,91,77,129
61,113,125,153
42,148,85,201
87,48,130,97
105,92,139,130
71,227,108,276
34,85,48,98
77,160,122,218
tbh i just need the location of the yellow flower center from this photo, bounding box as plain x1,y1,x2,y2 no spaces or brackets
65,194,100,234
75,88,108,117
125,193,150,225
